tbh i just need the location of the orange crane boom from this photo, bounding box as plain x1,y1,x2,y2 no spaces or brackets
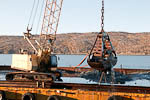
40,0,63,51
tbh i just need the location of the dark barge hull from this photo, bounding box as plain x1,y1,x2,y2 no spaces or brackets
1,66,150,75
58,67,150,76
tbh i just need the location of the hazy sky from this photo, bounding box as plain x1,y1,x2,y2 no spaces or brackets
0,0,150,35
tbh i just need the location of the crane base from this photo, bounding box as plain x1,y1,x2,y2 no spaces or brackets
5,72,60,82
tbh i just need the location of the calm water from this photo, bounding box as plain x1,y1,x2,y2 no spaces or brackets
0,54,150,69
0,54,150,86
57,55,150,69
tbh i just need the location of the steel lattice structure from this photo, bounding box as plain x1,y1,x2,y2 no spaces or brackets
40,0,63,48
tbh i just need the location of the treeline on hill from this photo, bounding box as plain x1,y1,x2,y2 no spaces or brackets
0,32,150,55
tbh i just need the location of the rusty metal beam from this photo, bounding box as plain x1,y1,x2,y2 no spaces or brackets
0,80,150,94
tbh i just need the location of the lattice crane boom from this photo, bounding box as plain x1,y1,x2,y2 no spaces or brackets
40,0,63,50
6,0,64,82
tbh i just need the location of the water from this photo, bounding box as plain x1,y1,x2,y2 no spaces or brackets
57,54,88,67
0,54,150,86
0,54,150,69
115,55,150,69
0,54,12,66
61,77,97,84
57,55,150,69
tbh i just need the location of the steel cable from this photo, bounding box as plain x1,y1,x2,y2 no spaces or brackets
27,0,36,29
35,0,45,34
101,0,104,32
31,0,40,29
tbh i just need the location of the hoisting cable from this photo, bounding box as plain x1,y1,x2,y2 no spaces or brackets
101,0,104,32
31,0,40,29
35,0,45,34
27,0,40,30
73,0,105,69
88,0,105,57
27,0,36,29
88,34,99,56
72,54,89,68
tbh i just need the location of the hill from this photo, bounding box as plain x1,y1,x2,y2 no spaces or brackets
0,32,150,55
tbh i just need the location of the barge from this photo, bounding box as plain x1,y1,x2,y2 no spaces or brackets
0,0,149,99
0,80,150,100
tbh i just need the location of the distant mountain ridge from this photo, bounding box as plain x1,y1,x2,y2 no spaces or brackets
0,32,150,55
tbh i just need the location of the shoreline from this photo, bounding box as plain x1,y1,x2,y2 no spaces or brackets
0,53,150,56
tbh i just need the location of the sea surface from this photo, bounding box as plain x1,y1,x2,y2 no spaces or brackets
0,54,150,69
0,54,150,86
57,55,150,69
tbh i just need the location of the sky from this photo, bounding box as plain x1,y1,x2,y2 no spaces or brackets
0,0,150,36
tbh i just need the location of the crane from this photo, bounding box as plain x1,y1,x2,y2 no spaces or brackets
6,0,63,82
87,0,117,83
